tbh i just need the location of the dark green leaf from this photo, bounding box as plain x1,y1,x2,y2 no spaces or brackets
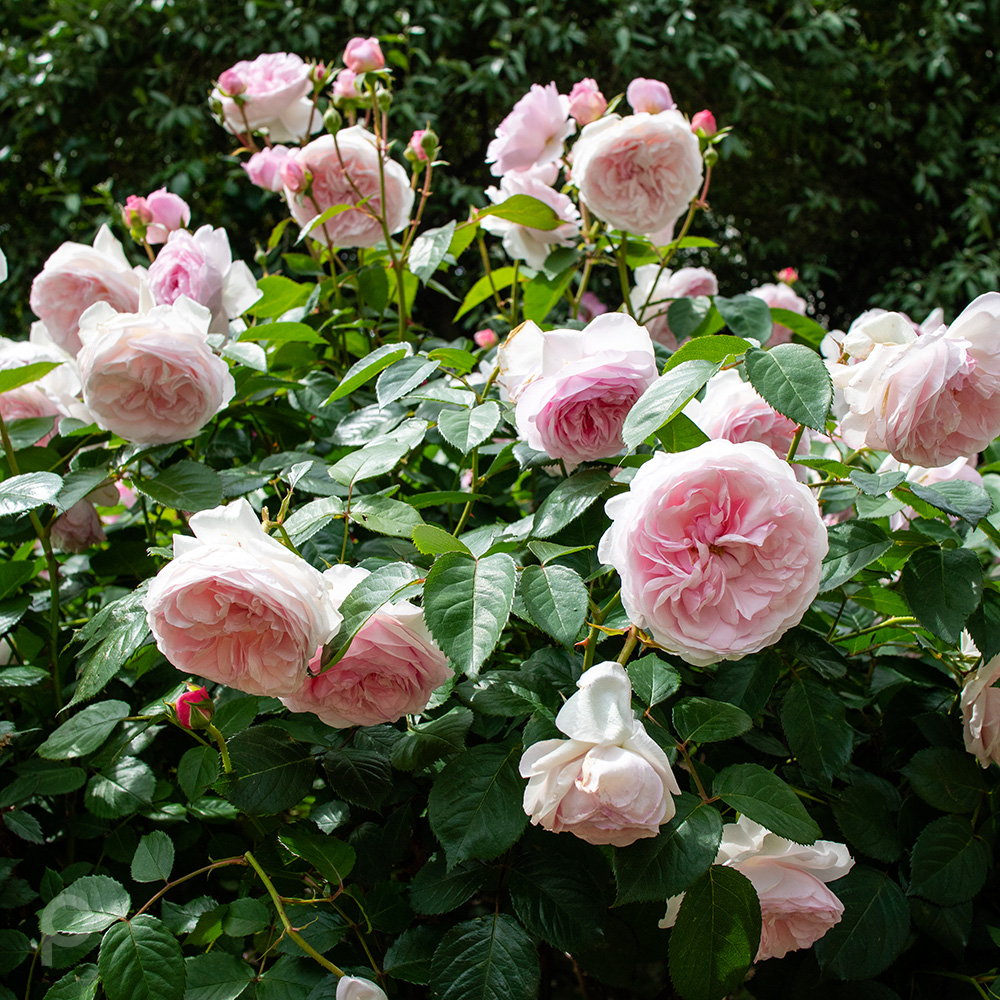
0,929,30,975
39,875,130,935
626,655,681,709
708,652,780,717
519,563,588,646
743,344,832,430
0,471,62,517
38,700,130,759
409,855,490,916
133,461,223,512
391,707,474,772
376,356,440,408
713,763,821,844
819,521,892,593
438,402,502,454
909,815,989,905
321,747,393,810
41,965,99,1000
324,344,411,404
183,953,255,1000
908,480,994,526
966,587,1000,662
673,697,752,744
216,724,315,816
278,830,355,885
716,293,775,342
532,469,611,539
98,916,184,1000
901,546,982,643
780,677,853,781
662,297,722,340
831,782,901,863
902,747,988,814
177,746,220,802
131,831,174,883
85,757,155,818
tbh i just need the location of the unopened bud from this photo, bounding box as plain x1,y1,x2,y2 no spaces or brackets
776,267,799,285
691,109,718,138
343,36,385,74
217,68,246,97
473,329,498,349
170,685,214,730
323,106,343,135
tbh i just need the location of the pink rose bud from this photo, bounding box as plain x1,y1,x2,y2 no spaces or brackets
777,266,799,285
577,291,607,324
171,685,215,730
217,68,245,96
626,77,676,114
473,328,498,349
310,61,329,87
567,78,607,126
243,145,293,192
343,36,385,73
280,157,307,193
144,188,191,245
408,129,430,162
332,68,359,103
123,194,153,226
691,109,718,137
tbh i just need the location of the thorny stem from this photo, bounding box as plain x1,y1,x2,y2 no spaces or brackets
133,856,247,917
617,626,639,666
786,424,806,463
831,616,918,644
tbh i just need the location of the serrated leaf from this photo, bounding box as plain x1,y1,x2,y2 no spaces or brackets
908,480,994,526
41,964,99,1000
98,916,184,1000
328,438,410,486
965,587,1000,662
215,724,314,816
673,697,752,744
177,746,220,802
819,521,892,593
519,563,588,646
324,344,412,404
38,700,131,759
901,546,982,643
183,953,255,1000
391,706,474,772
716,293,775,343
627,654,682,709
409,855,490,916
850,470,906,497
713,763,821,845
902,747,988,814
662,297,717,340
622,359,722,451
831,782,901,863
743,344,831,430
780,677,853,781
532,469,611,539
131,831,174,883
39,875,130,935
0,471,62,517
4,810,43,843
412,524,473,556
376,355,440,408
321,747,393,810
85,757,155,818
662,334,751,373
348,494,424,538
909,815,989,905
410,221,457,284
476,193,567,230
438,401,501,454
278,830,355,885
133,461,223,512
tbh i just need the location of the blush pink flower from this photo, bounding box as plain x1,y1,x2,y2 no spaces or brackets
630,264,719,350
243,146,295,192
571,111,703,236
748,282,807,346
343,37,384,73
599,440,828,666
143,189,191,244
567,78,607,126
961,654,1000,768
331,68,360,103
520,661,681,847
626,77,676,114
691,109,718,136
473,329,498,349
486,83,576,177
577,291,607,323
144,499,344,697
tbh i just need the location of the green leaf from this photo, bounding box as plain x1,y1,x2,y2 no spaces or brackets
239,321,324,345
296,204,357,242
668,865,762,1000
831,781,901,863
438,401,502,454
901,546,982,643
283,497,345,545
131,831,174,883
133,461,223,512
743,344,832,430
85,757,155,818
177,746,220,802
429,913,540,1000
476,193,568,231
348,494,424,538
383,925,441,985
328,439,411,486
376,355,440,407
278,830,356,885
0,361,61,395
0,471,62,517
423,552,516,676
428,743,528,866
222,898,270,937
622,359,722,451
532,469,611,539
780,676,853,781
4,809,43,842
768,308,829,348
428,348,477,375
715,293,775,343
849,470,906,496
54,470,113,513
612,793,723,905
909,815,988,905
662,334,751,373
254,955,324,1000
183,954,255,1000
522,264,577,324
215,724,315,816
39,875,130,935
663,297,718,340
454,265,521,321
819,521,892,593
41,965,99,1000
814,867,910,980
902,747,988,814
324,344,412,404
0,929,30,975
246,276,311,319
907,480,994,526
391,706,474,771
409,855,490,916
673,697,752,744
412,524,473,556
654,412,711,453
98,916,184,1000
321,747,393,810
627,655,681,709
965,587,1000,662
713,763,821,845
709,652,780,717
410,221,457,284
38,700,130,759
519,563,588,646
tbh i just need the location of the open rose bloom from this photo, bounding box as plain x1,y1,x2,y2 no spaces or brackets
486,82,575,176
520,661,680,846
629,264,719,350
961,654,1000,767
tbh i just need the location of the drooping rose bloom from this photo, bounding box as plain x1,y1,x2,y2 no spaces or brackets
496,313,657,463
571,111,703,236
243,146,295,192
210,52,320,143
76,290,235,445
284,128,415,248
626,77,676,114
629,264,719,350
961,654,1000,768
831,294,1000,467
520,661,681,847
486,82,576,177
599,440,828,666
748,281,807,346
144,499,344,697
29,226,144,356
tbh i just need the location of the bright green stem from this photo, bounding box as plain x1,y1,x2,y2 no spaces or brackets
616,235,636,318
831,616,918,644
617,626,639,666
133,856,247,917
786,423,806,463
453,449,479,536
207,724,233,773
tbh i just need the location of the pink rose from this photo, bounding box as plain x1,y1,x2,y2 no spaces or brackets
473,329,498,349
486,83,576,177
497,314,657,463
243,145,294,192
343,36,385,73
599,440,828,666
962,654,1000,767
831,295,1000,467
148,225,261,333
567,78,607,126
626,77,676,114
170,685,215,730
776,266,799,284
29,226,144,356
279,156,308,193
482,169,580,269
76,293,235,445
331,68,360,103
284,128,414,248
630,264,719,350
280,566,450,728
144,499,344,697
336,978,387,1000
577,291,607,323
123,195,153,227
520,661,681,847
571,111,703,236
143,189,191,244
748,282,807,346
691,109,718,136
408,129,430,162
51,499,107,553
210,52,320,143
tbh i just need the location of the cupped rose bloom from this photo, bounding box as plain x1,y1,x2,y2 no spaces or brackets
147,225,261,333
50,484,117,553
626,77,676,114
567,78,607,126
520,661,681,847
144,499,344,697
29,226,144,356
143,189,191,244
831,294,1000,467
343,36,384,73
599,440,828,666
486,82,576,177
77,290,235,445
336,977,387,1000
243,146,294,192
280,565,450,728
877,454,983,530
482,170,580,270
211,52,320,143
630,264,719,350
748,282,807,346
285,128,415,248
961,654,1000,767
572,111,703,236
496,314,657,463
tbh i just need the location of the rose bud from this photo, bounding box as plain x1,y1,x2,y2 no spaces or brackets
217,68,246,96
626,77,676,114
343,36,385,73
473,329,498,349
691,109,718,137
170,685,215,729
567,78,607,126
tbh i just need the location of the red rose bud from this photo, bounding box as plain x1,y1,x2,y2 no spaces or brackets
777,266,799,285
691,109,718,137
172,685,214,729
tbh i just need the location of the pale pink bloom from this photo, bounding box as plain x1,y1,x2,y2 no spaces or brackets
577,291,607,323
572,111,703,236
30,226,144,356
630,264,719,350
520,661,681,847
285,128,414,248
51,500,106,553
143,499,344,697
123,194,153,226
599,440,828,666
280,157,307,193
148,225,261,333
280,566,449,728
832,295,1000,467
691,109,717,136
217,68,245,95
626,77,676,114
211,52,320,143
878,454,983,530
77,290,235,445
748,281,807,346
343,36,384,73
243,146,294,192
143,189,191,244
336,978,387,1000
567,78,607,126
332,68,359,102
408,129,430,162
497,314,657,463
482,170,580,269
486,83,576,177
473,329,498,349
962,654,1000,767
